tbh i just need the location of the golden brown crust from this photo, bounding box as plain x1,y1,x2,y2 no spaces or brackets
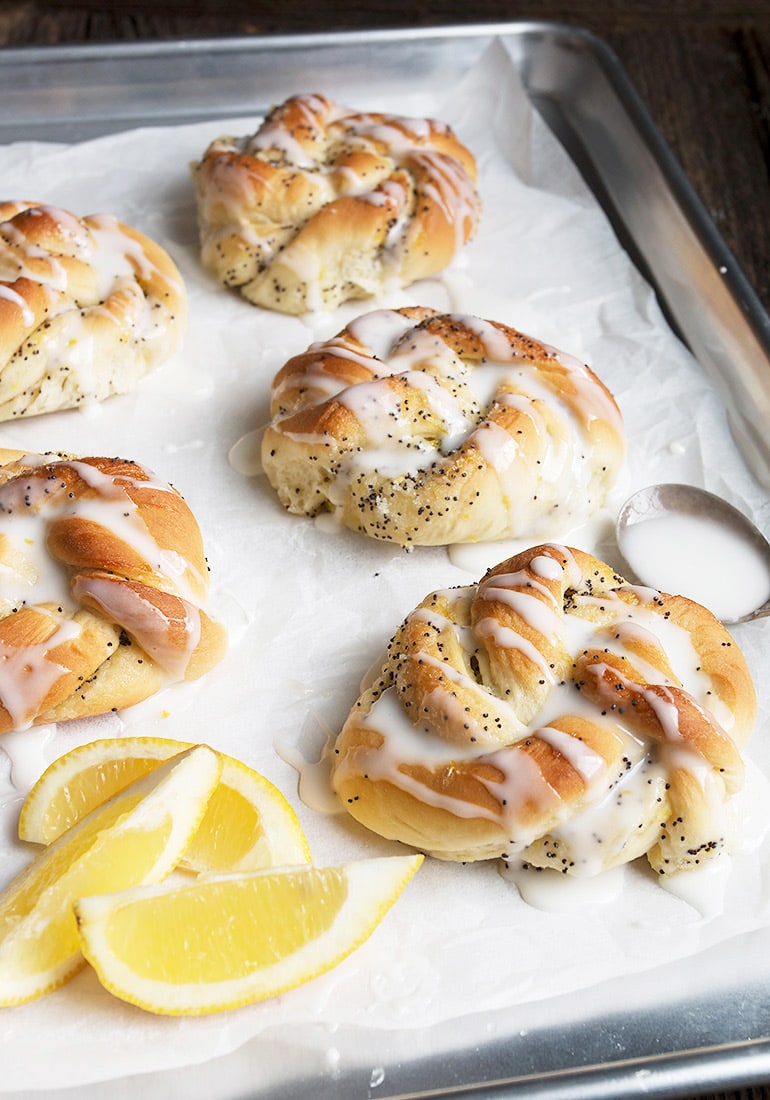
0,201,186,421
262,308,625,546
331,544,756,875
0,452,226,733
192,94,480,314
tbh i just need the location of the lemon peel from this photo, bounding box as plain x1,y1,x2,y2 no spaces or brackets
19,735,310,871
76,855,423,1015
0,745,221,1006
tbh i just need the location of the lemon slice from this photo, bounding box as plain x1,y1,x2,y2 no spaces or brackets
75,855,423,1016
183,752,311,873
0,745,221,1006
19,736,311,872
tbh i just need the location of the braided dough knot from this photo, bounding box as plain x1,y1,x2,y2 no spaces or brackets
262,307,625,546
0,450,226,733
0,201,186,421
193,94,480,314
331,545,756,877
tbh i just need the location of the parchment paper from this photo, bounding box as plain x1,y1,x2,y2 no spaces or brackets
0,38,769,1095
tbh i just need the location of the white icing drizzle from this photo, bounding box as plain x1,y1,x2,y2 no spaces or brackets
0,456,209,727
500,859,626,912
408,149,479,252
1,456,203,606
0,204,183,416
474,617,555,677
227,427,265,477
88,213,182,295
274,738,342,816
72,574,201,682
0,283,35,326
535,725,609,792
2,205,178,303
0,611,81,729
413,647,512,745
334,545,746,881
232,98,478,300
1,217,67,291
477,573,562,641
246,93,342,165
347,308,414,357
270,309,623,539
272,343,372,409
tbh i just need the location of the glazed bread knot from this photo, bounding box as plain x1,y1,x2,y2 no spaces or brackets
262,307,625,546
331,544,756,876
0,450,226,733
192,93,480,314
0,201,186,421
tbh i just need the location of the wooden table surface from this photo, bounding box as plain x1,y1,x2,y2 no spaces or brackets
1,3,769,1100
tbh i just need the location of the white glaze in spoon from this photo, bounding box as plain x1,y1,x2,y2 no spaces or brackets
615,483,770,624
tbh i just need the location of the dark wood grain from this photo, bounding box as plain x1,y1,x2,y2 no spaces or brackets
0,4,769,1100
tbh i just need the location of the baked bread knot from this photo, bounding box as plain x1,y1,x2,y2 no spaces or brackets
331,544,756,877
261,307,625,546
0,201,186,421
192,93,480,314
0,451,227,733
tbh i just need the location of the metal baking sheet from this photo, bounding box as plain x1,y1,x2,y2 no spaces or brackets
2,22,770,1100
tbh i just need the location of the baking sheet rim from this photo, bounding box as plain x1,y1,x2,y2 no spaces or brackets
1,20,770,1100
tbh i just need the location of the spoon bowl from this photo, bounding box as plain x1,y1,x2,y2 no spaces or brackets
615,483,770,624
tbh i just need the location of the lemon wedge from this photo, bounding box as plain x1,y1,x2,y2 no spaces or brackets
19,736,311,872
75,855,423,1016
0,745,221,1006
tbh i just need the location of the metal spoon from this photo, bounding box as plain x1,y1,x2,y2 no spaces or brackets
615,483,770,624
